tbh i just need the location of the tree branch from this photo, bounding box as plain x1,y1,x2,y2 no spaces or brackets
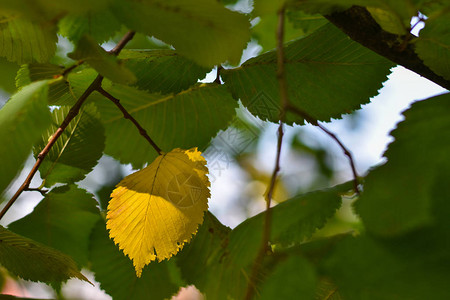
286,104,360,195
0,31,136,221
325,5,450,90
244,7,287,300
96,87,162,155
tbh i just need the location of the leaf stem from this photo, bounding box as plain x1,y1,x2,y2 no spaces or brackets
0,31,136,222
244,7,287,300
24,188,48,196
96,87,162,155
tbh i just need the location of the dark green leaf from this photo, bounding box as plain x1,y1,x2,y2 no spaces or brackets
0,0,111,22
68,35,136,85
222,23,394,123
286,10,328,35
58,9,122,44
0,58,19,93
356,93,450,236
34,104,105,187
89,220,178,300
260,255,317,300
0,226,88,284
0,15,57,64
324,231,450,300
416,12,450,81
93,82,238,167
8,185,100,266
111,0,251,67
119,49,209,94
177,183,349,299
0,81,52,194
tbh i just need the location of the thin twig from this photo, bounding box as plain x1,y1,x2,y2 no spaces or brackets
62,60,84,77
96,87,162,155
24,188,48,196
0,75,103,221
109,31,136,56
244,7,287,300
214,66,223,84
286,104,360,195
0,31,136,221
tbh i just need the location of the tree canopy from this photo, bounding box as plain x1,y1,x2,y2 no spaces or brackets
0,0,449,299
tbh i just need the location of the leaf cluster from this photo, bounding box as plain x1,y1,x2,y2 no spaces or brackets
0,0,449,299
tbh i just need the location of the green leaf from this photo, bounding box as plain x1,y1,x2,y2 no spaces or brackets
177,183,348,299
222,23,394,123
415,12,450,81
119,49,209,94
0,57,19,93
323,231,450,300
0,80,51,194
110,0,251,67
356,93,450,236
367,7,407,35
0,225,88,284
68,35,136,85
34,104,105,187
8,185,100,266
58,9,122,44
16,64,77,106
0,15,57,64
288,0,416,24
93,82,238,167
260,255,317,300
0,0,111,22
230,181,348,266
176,212,239,299
252,13,307,53
89,220,179,300
286,10,328,35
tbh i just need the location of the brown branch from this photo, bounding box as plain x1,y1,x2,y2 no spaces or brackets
109,31,136,56
286,104,360,195
96,87,162,155
325,6,450,90
244,7,288,300
0,31,136,221
214,65,223,84
0,75,103,221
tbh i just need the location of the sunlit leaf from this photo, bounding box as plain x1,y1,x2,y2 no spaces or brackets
0,80,51,194
8,185,100,266
107,148,210,277
68,35,136,84
0,226,89,284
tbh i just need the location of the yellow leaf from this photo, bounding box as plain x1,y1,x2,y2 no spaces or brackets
106,148,210,277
